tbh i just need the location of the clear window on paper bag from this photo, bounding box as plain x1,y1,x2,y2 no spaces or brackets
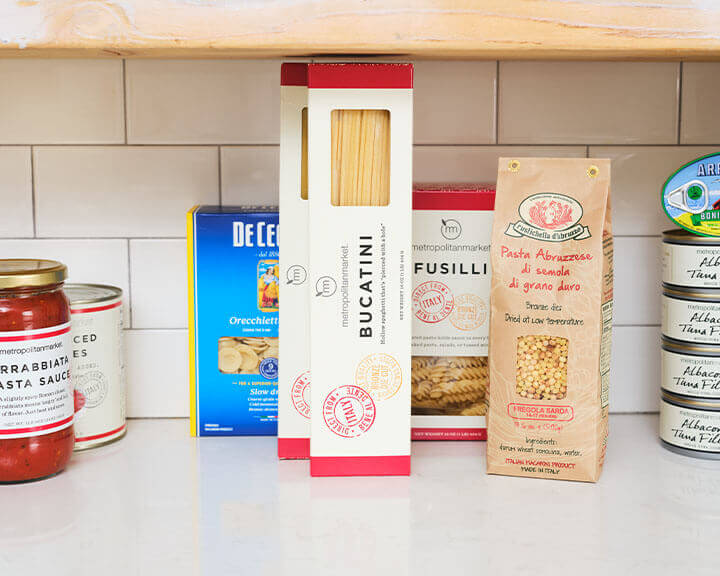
218,337,278,374
331,109,390,206
516,335,568,401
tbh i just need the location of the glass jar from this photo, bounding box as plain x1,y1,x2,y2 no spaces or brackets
0,259,74,483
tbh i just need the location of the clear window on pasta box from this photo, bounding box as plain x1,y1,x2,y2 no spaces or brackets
187,206,279,437
411,184,495,440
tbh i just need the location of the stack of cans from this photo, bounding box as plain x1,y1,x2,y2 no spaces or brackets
661,229,720,459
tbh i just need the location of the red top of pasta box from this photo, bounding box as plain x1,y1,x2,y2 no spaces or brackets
281,63,308,86
413,184,496,211
308,63,413,89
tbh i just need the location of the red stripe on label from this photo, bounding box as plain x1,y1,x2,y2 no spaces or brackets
310,455,410,477
71,301,122,314
75,423,126,443
308,63,413,89
278,437,310,459
413,188,496,211
281,63,308,86
0,325,70,342
412,428,487,441
0,414,73,435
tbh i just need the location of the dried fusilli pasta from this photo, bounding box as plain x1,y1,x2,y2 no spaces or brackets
411,356,488,416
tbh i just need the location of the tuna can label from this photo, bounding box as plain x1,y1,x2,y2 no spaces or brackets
71,298,125,448
663,242,720,288
660,399,720,454
662,295,720,345
662,349,720,398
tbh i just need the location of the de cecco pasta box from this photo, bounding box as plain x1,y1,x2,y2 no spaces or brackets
187,206,279,436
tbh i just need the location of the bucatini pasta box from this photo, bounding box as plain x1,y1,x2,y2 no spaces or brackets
187,206,280,436
487,158,613,482
411,184,495,440
308,63,413,476
278,63,311,459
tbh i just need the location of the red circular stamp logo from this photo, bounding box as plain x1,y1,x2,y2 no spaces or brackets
413,281,454,323
291,370,311,419
323,385,376,438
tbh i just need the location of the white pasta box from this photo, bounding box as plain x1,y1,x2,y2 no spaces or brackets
411,185,495,440
278,63,311,459
308,63,413,476
187,206,280,437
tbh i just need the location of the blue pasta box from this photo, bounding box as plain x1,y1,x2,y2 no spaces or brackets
187,206,279,436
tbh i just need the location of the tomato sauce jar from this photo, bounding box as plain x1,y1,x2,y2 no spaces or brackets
0,259,74,483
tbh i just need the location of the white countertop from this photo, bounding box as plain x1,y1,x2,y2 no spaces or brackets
1,415,717,576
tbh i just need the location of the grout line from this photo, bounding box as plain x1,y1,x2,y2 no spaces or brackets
6,143,720,149
123,327,187,332
494,60,499,145
122,59,129,144
676,62,683,145
586,145,590,158
126,238,134,329
0,234,662,240
30,146,37,238
218,146,223,205
7,143,279,148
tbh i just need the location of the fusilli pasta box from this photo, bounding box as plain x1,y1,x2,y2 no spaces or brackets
308,63,413,476
412,184,495,440
278,63,311,459
187,206,280,436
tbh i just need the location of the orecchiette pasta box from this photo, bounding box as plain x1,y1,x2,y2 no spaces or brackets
308,63,413,476
278,63,311,459
412,184,495,440
187,205,280,436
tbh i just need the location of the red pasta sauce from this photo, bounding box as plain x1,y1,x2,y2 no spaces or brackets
0,260,74,483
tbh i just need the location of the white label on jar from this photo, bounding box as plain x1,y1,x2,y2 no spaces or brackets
0,323,73,439
71,300,125,445
660,400,720,453
663,242,720,288
662,295,720,345
412,209,492,356
662,349,720,398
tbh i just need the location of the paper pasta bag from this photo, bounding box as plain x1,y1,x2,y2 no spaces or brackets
487,158,612,483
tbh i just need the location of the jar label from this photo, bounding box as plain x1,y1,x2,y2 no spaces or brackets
0,323,73,439
662,349,720,398
71,299,125,445
660,400,720,453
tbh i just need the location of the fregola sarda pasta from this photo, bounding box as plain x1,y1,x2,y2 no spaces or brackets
516,335,568,400
411,356,488,416
219,337,278,374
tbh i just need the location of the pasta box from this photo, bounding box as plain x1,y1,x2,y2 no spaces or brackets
187,206,280,436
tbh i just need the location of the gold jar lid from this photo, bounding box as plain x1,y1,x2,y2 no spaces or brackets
0,259,67,290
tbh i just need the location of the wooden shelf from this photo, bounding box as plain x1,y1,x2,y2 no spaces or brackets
2,1,720,60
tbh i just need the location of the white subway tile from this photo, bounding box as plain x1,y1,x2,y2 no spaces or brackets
221,147,279,206
0,147,33,237
414,61,496,144
498,62,679,145
130,240,187,329
126,60,280,144
590,146,718,236
34,147,218,238
413,145,585,183
0,238,130,325
614,237,661,326
125,330,189,417
680,63,720,144
611,326,660,413
0,60,124,144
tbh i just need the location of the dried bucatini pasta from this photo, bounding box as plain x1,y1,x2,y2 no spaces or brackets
331,109,390,207
218,337,278,374
411,356,488,416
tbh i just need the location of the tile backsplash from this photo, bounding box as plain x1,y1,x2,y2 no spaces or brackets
1,59,718,417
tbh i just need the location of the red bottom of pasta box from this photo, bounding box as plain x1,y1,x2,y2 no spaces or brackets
278,438,310,459
411,184,495,441
311,455,411,477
